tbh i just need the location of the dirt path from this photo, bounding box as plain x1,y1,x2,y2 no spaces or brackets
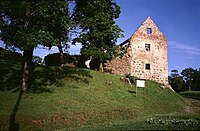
184,98,200,114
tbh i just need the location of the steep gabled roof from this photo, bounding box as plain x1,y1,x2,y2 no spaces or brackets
120,16,166,46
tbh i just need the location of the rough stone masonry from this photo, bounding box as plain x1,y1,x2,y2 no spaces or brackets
103,16,169,86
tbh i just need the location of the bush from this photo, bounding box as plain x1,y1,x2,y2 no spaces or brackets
44,53,80,66
0,47,22,61
125,74,136,84
32,56,43,64
146,116,199,126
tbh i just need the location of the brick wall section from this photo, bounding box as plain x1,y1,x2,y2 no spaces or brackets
104,16,168,86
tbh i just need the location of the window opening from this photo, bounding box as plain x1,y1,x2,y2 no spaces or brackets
147,28,152,34
145,64,150,70
145,43,150,51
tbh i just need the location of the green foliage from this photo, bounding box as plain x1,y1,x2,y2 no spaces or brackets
146,116,199,126
0,47,22,61
169,70,186,92
32,56,43,65
118,45,127,58
169,68,200,92
125,74,136,84
44,53,78,66
181,68,200,91
0,0,71,90
179,91,200,100
72,0,123,66
171,69,179,78
0,0,70,50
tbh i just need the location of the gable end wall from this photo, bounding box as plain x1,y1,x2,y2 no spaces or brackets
104,17,168,86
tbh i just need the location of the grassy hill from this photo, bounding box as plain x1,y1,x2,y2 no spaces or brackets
0,59,200,130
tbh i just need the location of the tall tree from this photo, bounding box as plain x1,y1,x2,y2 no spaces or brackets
193,68,200,91
181,67,200,91
181,67,195,91
169,70,183,92
0,0,70,91
72,0,123,70
38,0,71,63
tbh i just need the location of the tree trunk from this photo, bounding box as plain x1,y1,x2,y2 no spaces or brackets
188,80,191,91
21,48,34,91
99,62,104,72
58,45,64,65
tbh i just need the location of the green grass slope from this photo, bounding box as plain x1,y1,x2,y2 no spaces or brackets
180,91,200,100
0,59,199,130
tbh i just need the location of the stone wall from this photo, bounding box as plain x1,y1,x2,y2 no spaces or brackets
104,16,168,86
104,45,132,75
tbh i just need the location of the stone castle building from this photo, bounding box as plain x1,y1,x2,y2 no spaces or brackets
103,16,168,85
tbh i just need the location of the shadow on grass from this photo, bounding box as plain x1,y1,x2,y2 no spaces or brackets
29,65,93,93
0,60,93,130
0,60,93,93
9,90,23,131
128,90,136,94
0,60,21,92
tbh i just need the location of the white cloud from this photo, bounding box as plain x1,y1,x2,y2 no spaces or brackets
33,46,59,59
168,41,200,56
69,43,82,55
50,46,59,53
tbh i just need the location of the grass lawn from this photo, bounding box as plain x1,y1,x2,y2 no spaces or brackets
0,59,200,130
179,91,200,100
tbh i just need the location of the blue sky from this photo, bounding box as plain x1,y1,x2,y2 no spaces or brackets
115,0,200,73
0,0,200,73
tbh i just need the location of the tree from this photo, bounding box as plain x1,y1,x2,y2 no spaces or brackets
32,56,43,65
170,69,179,78
181,67,200,91
72,0,123,70
193,68,200,91
169,70,183,92
0,1,70,91
181,67,195,91
38,1,71,63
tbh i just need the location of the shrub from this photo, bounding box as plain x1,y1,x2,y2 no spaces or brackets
44,53,80,66
146,116,199,126
125,74,136,84
0,47,22,61
32,56,43,64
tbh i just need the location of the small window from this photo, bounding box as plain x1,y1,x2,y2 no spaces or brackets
145,44,150,51
145,64,150,70
147,28,152,34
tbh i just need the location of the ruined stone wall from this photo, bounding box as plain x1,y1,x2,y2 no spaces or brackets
104,16,168,86
103,45,132,75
